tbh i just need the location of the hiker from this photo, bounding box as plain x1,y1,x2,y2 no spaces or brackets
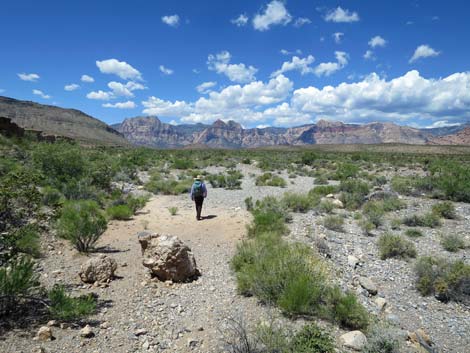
190,175,207,220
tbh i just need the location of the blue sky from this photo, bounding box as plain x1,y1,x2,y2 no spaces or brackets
1,0,470,128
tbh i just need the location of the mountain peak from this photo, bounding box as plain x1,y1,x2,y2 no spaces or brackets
212,119,227,128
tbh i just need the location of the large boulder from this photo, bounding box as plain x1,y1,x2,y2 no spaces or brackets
79,254,117,284
340,331,367,351
138,232,200,282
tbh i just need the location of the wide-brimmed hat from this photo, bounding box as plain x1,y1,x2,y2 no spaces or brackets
194,175,203,180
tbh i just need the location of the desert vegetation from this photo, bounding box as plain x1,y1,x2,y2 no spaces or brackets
1,134,470,352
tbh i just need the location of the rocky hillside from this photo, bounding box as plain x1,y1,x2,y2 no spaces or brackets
0,96,128,145
428,127,470,145
115,116,436,148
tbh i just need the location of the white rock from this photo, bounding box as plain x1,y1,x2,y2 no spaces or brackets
375,297,387,311
359,276,378,295
80,324,94,338
36,326,53,341
79,255,117,284
332,199,344,208
348,255,359,268
340,331,367,351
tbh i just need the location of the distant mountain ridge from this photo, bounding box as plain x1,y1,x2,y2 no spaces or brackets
0,96,128,145
115,116,465,148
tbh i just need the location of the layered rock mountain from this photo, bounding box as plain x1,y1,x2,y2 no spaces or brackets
114,116,444,148
428,127,470,145
0,96,128,145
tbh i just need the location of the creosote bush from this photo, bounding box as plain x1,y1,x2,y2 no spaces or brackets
405,229,423,238
322,215,344,232
57,200,107,252
107,204,133,220
440,234,466,252
378,233,417,260
402,213,441,228
432,201,457,219
255,173,287,187
415,256,470,303
168,206,178,216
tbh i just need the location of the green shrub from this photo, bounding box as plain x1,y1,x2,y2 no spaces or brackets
405,229,423,238
41,186,63,206
255,173,286,187
244,197,254,211
107,204,133,220
48,285,96,320
322,215,344,232
390,218,401,230
145,177,192,195
391,176,415,195
317,200,334,214
289,323,335,353
326,287,369,330
363,201,385,228
441,234,466,252
126,195,149,213
415,256,470,302
207,170,243,189
309,185,339,197
172,158,193,169
378,233,417,260
403,213,441,228
10,225,41,258
335,163,359,180
0,257,40,312
57,200,107,252
364,325,401,353
432,201,457,219
282,192,317,213
339,180,370,210
168,206,178,216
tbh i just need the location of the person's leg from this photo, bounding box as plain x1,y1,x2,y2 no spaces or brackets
195,196,204,220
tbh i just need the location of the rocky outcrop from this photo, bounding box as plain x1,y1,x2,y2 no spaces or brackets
0,96,128,146
428,127,470,145
340,331,368,351
115,116,442,148
78,255,117,284
138,232,200,282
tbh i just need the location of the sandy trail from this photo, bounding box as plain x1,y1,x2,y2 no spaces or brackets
95,194,252,353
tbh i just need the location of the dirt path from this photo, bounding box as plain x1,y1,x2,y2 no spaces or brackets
1,194,261,353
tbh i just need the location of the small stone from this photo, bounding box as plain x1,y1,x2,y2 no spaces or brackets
134,328,148,336
47,320,57,327
142,340,150,350
36,326,53,341
348,255,359,268
331,199,344,208
340,331,367,351
80,324,95,338
325,193,335,198
375,297,387,311
99,322,110,330
187,338,198,348
359,276,378,295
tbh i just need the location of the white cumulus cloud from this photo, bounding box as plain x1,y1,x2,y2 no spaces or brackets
103,101,136,109
18,73,40,82
271,55,315,77
324,7,359,23
96,59,142,80
161,14,180,27
86,90,113,100
280,49,302,56
293,17,311,27
364,50,375,60
253,0,292,31
81,74,94,83
291,70,470,123
64,84,80,91
314,51,348,76
207,51,258,83
142,97,192,117
409,45,441,63
32,89,51,99
231,14,249,26
159,65,174,75
196,81,217,94
369,35,387,48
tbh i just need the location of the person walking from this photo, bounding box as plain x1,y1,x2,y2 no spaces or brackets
190,175,207,220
